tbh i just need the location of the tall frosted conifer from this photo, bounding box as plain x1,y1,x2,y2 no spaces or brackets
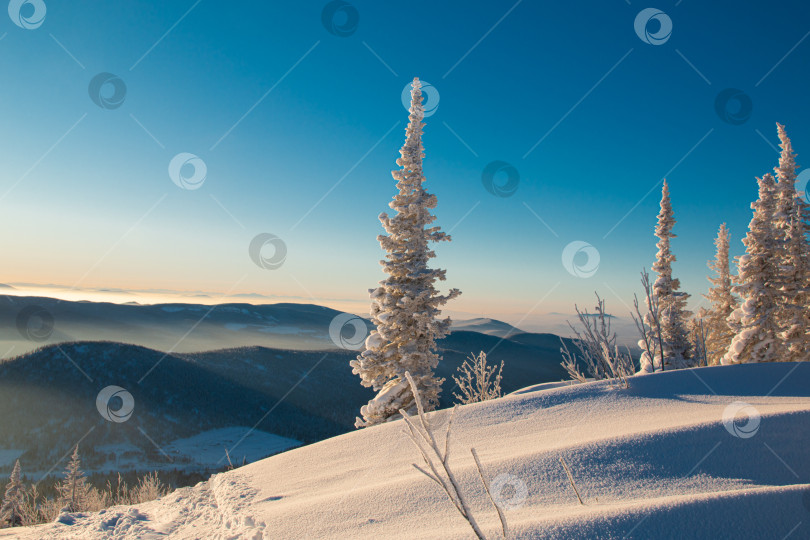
351,78,460,428
647,181,693,368
702,223,738,364
724,174,782,364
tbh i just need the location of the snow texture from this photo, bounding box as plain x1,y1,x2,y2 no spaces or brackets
8,362,809,539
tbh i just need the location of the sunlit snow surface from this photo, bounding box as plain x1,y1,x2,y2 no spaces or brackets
6,362,809,539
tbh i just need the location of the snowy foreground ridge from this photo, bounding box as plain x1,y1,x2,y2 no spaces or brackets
6,362,809,539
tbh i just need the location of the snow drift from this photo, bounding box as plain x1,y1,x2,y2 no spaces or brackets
5,362,809,539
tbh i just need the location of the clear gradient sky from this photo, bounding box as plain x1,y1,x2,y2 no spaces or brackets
1,1,810,327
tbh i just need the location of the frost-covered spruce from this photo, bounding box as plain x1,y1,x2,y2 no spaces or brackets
1,460,24,527
773,123,799,228
350,78,461,428
702,223,739,365
771,123,810,358
779,216,810,361
723,174,782,364
58,445,88,513
646,180,693,369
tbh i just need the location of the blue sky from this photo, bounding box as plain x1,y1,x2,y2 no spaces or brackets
1,0,809,328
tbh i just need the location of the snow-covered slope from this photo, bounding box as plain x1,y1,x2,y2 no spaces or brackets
8,362,809,539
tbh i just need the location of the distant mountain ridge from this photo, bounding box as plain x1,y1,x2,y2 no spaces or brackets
0,296,577,477
0,295,532,358
0,335,572,477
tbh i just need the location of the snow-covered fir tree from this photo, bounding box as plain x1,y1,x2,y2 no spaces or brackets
688,316,708,367
779,216,810,361
702,223,739,365
350,77,461,428
58,445,89,513
645,180,694,369
723,174,782,364
1,460,24,527
771,123,810,360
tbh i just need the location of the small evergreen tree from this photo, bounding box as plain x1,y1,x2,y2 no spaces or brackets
350,78,461,427
702,223,739,365
688,316,709,367
724,174,782,364
1,460,24,527
646,180,694,368
58,445,89,513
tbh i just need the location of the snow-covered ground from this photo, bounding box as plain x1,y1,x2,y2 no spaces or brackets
6,362,809,539
162,427,300,468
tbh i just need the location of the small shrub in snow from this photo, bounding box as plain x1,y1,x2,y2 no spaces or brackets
5,462,169,527
633,269,666,373
560,293,633,386
453,351,504,404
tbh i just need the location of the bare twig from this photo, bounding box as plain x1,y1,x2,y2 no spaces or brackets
559,456,584,505
472,448,508,539
400,372,486,539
